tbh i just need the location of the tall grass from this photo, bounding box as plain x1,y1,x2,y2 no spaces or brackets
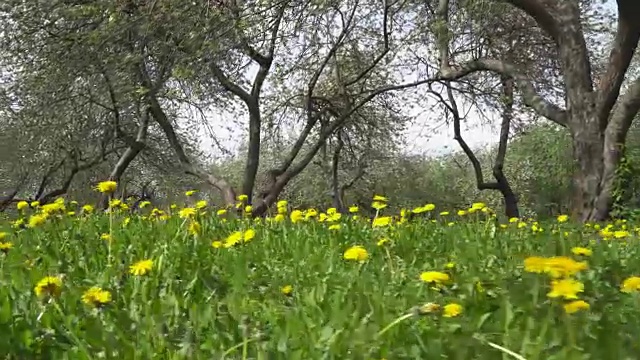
1,202,639,359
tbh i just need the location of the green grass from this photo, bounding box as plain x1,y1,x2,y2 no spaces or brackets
1,204,640,359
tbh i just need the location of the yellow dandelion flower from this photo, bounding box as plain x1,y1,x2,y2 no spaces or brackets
100,233,112,242
243,229,256,242
440,211,449,216
571,247,592,257
343,245,369,262
224,231,243,248
290,210,304,223
244,205,253,213
82,287,112,308
328,224,341,231
547,278,584,300
281,285,293,296
216,209,227,216
377,238,389,247
28,214,48,228
349,206,359,213
211,240,223,248
274,214,285,222
419,271,450,284
557,214,569,223
564,300,589,314
179,207,197,219
237,194,248,202
0,241,13,254
34,276,63,298
372,216,392,227
614,230,629,239
457,210,467,216
471,202,485,210
96,181,117,194
129,259,153,276
185,190,197,197
443,303,463,317
195,200,207,209
372,201,387,210
17,201,29,211
30,201,40,208
373,195,388,202
621,276,640,293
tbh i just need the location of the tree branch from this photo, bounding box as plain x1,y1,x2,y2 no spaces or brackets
596,1,640,130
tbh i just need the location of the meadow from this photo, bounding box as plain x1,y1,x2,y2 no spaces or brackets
1,186,640,359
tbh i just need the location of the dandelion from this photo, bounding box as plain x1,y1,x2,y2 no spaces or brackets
237,194,248,202
96,181,117,194
613,230,629,239
224,231,243,248
17,201,29,211
28,214,48,228
0,232,6,241
372,216,392,227
0,241,13,254
372,201,387,210
244,205,253,214
571,247,592,257
547,278,584,300
211,240,223,248
419,271,450,285
377,238,389,247
100,233,112,242
195,200,207,209
343,245,369,262
349,206,359,213
457,210,467,216
471,202,486,210
185,190,197,197
138,201,151,209
423,203,436,211
243,229,256,242
564,300,590,314
281,285,293,296
129,259,153,276
179,207,197,219
443,303,463,317
329,224,341,231
34,276,63,298
30,201,40,208
216,209,227,216
621,276,640,293
557,214,569,223
373,195,387,202
440,211,450,216
290,210,303,223
82,287,112,308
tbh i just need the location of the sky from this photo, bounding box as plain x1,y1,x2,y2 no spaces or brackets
196,0,617,161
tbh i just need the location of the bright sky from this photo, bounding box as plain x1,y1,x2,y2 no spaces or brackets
197,0,616,161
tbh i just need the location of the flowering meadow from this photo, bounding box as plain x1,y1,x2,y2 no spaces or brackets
1,184,640,359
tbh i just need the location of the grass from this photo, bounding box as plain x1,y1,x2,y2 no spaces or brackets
1,199,640,359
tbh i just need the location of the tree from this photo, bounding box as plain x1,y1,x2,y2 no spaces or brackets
428,0,640,221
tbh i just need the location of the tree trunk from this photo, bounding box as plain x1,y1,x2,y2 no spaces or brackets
569,110,623,222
